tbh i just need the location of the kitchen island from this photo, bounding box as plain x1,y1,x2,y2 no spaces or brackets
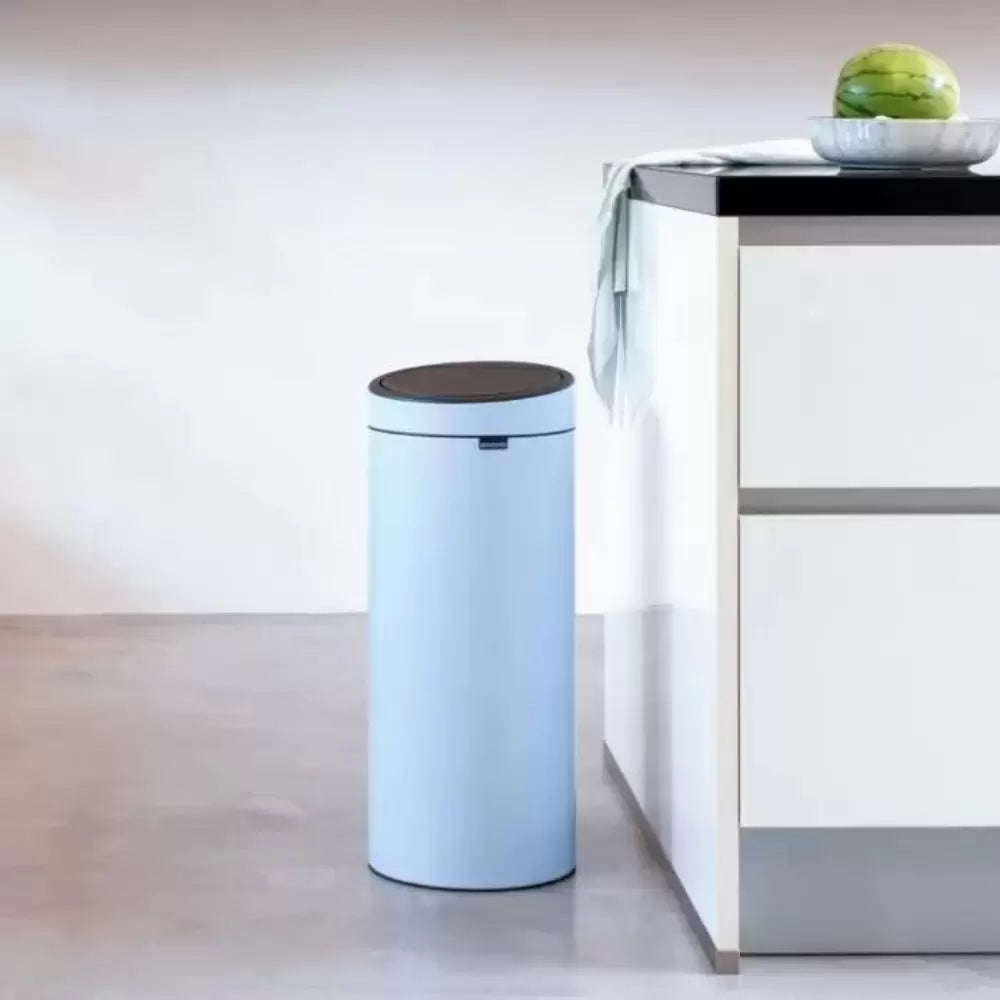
603,163,1000,972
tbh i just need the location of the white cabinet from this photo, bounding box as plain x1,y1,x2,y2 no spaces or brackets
740,246,1000,489
740,514,1000,829
604,199,1000,958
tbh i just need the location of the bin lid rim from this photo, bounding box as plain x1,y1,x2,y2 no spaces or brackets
369,361,574,404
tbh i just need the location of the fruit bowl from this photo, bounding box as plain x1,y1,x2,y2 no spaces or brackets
810,117,1000,169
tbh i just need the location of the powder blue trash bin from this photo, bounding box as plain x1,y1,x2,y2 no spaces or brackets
368,361,576,890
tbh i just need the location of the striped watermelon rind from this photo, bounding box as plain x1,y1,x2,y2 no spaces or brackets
834,43,959,119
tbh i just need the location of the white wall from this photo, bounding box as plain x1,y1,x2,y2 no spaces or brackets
1,0,998,613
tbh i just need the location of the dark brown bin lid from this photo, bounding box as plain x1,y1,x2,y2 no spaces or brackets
370,361,573,404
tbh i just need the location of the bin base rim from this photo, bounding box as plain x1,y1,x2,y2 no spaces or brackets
368,862,576,893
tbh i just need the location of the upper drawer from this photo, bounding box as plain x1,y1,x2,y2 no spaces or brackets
740,245,1000,488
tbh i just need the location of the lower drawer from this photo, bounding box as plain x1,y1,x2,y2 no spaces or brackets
740,515,1000,828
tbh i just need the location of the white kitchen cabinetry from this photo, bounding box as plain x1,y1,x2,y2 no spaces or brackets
603,169,1000,966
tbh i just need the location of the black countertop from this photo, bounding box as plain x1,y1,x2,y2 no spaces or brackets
631,164,1000,216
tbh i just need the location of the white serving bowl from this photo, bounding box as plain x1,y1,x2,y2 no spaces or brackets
810,117,1000,168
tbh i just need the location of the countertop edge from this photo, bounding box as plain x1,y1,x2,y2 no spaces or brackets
629,164,1000,217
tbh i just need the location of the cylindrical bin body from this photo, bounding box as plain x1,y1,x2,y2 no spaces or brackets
368,361,575,890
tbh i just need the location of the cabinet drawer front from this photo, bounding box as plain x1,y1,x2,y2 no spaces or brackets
740,245,1000,488
741,515,1000,828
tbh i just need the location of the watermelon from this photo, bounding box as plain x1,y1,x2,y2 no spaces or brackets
834,43,959,119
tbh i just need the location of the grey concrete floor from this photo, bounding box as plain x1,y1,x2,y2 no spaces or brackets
1,615,999,999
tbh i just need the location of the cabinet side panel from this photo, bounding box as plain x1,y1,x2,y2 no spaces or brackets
603,201,739,953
